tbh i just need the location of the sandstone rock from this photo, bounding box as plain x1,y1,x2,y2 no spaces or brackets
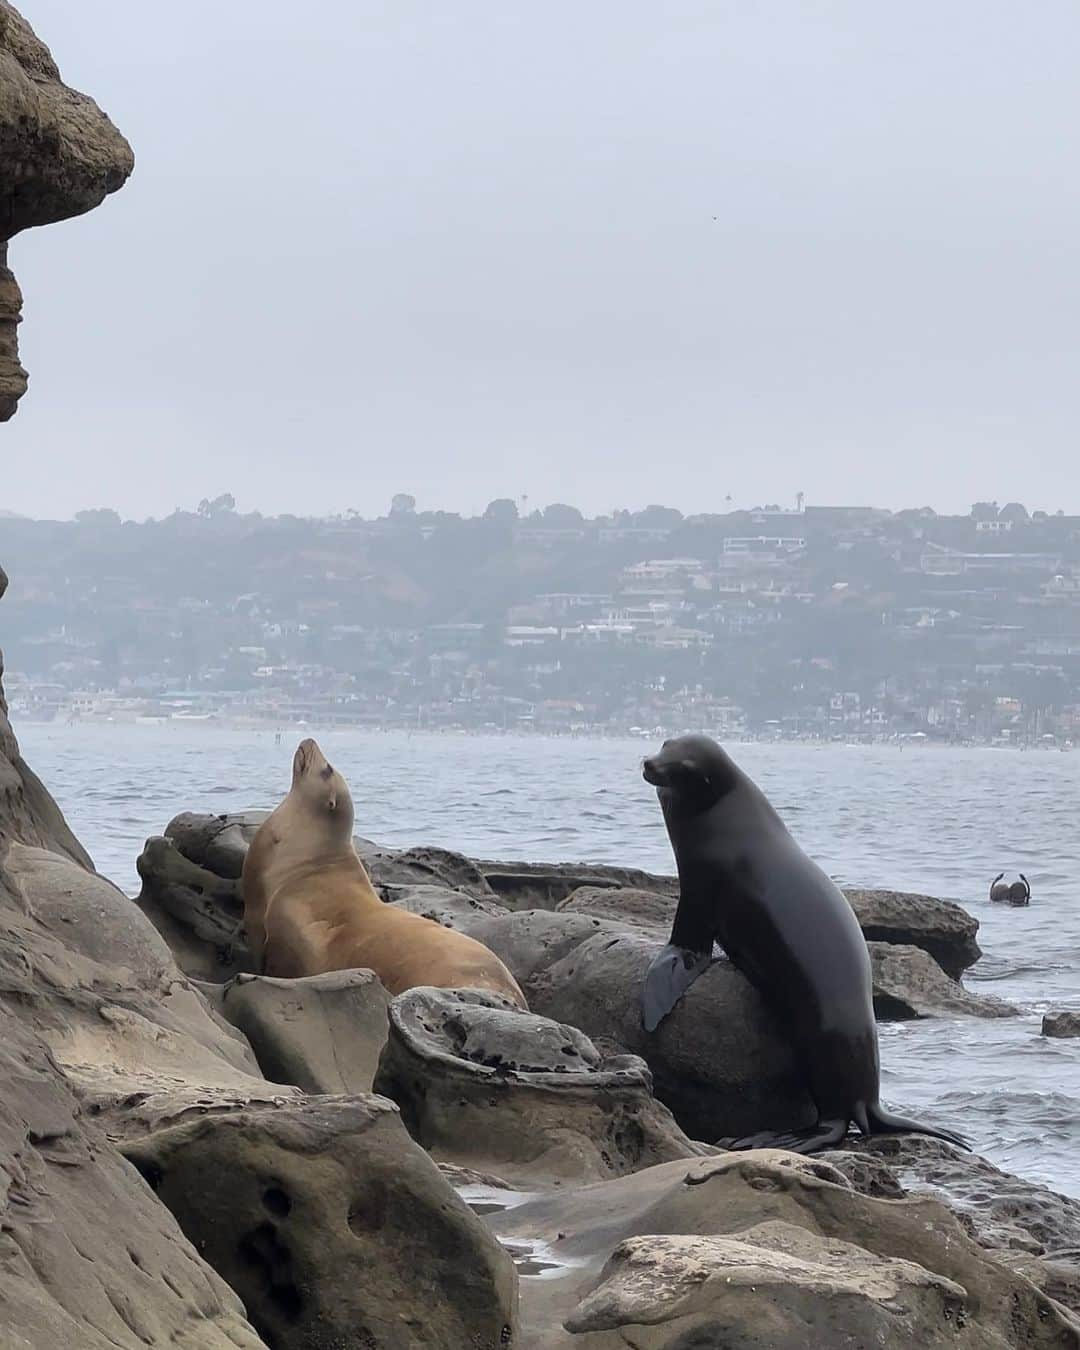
166,809,268,879
491,1151,1080,1349
374,986,709,1186
363,841,498,896
135,833,251,980
479,859,677,911
2,843,265,1115
556,884,675,929
0,645,92,866
386,882,508,925
1043,1010,1080,1039
565,1224,971,1348
0,1,133,419
846,886,982,978
830,1134,1080,1261
220,969,391,1094
511,921,814,1143
123,1094,519,1350
0,1003,267,1349
869,942,1016,1019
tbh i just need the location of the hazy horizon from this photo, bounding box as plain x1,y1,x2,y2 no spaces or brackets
5,1,1080,521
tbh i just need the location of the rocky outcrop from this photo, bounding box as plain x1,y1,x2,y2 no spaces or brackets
1043,1010,1080,1039
480,859,677,911
219,969,391,1094
0,1,133,418
0,1005,267,1348
846,887,982,978
868,942,1016,1019
490,1151,1080,1348
123,1094,519,1350
374,986,709,1186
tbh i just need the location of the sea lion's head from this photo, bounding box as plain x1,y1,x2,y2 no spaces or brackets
289,738,355,842
643,734,738,810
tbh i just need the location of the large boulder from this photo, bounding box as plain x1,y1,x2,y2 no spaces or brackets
219,969,392,1094
166,810,268,880
122,1094,519,1350
868,942,1016,1019
490,1151,1080,1349
0,1,133,419
467,915,813,1143
846,887,982,978
374,986,709,1186
565,1225,973,1348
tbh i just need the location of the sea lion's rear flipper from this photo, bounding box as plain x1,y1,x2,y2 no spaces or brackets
641,943,712,1032
863,1102,969,1150
727,1119,849,1154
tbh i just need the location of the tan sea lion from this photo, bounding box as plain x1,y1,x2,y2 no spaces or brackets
242,739,526,1005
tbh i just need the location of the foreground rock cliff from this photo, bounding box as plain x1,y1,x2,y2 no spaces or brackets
0,0,133,418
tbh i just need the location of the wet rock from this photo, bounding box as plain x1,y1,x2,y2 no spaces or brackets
491,1151,1080,1349
1043,1010,1080,1039
219,969,391,1094
565,1225,972,1348
0,1,134,420
122,1094,518,1350
869,942,1017,1019
846,887,982,979
478,859,677,911
135,833,251,980
0,1003,267,1349
831,1134,1080,1261
374,986,709,1186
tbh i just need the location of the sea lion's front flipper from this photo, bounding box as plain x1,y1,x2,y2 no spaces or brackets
642,943,712,1032
864,1103,969,1150
727,1119,848,1154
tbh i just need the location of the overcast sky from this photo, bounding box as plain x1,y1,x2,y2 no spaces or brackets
5,1,1080,521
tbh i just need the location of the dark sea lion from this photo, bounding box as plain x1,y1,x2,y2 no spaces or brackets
1008,874,1031,906
641,733,966,1154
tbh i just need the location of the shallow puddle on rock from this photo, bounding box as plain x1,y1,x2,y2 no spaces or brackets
458,1183,537,1216
498,1237,584,1281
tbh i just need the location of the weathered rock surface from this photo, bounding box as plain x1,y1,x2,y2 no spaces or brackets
1043,1010,1080,1039
565,1225,973,1348
123,1094,519,1350
0,1,133,418
847,886,982,978
0,1006,267,1348
220,969,391,1094
868,942,1016,1019
490,1151,1080,1349
560,879,983,979
166,810,268,879
3,843,265,1113
374,986,709,1185
135,833,251,980
480,859,677,911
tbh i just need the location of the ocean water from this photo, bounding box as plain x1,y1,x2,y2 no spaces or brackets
18,723,1080,1198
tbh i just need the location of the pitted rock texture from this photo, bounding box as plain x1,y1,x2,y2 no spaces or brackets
374,986,709,1185
0,1,133,418
123,1094,519,1350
